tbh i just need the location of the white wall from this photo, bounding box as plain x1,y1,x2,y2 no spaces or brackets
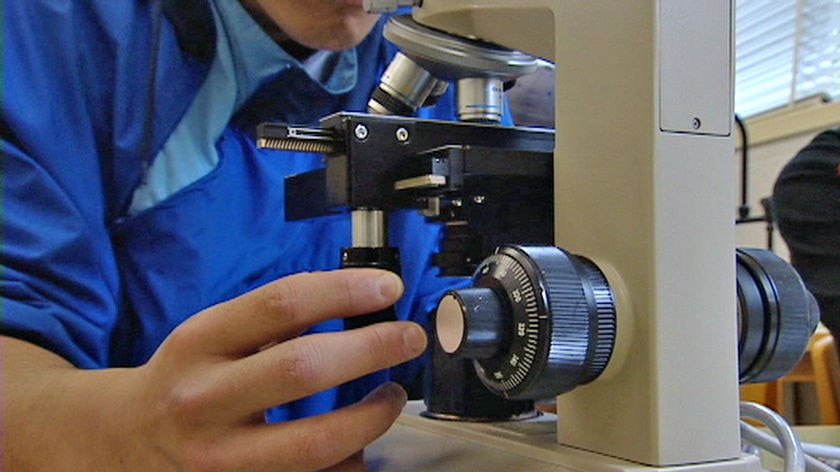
735,131,816,260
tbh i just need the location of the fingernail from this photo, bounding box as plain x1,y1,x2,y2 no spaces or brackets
402,323,428,355
376,272,403,300
366,382,407,404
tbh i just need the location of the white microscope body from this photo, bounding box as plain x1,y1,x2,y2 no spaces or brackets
367,1,762,470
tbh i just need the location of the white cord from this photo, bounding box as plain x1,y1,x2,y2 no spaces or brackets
801,443,840,462
740,401,806,472
741,421,836,472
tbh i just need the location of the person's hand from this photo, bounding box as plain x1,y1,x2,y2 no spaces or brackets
4,269,426,472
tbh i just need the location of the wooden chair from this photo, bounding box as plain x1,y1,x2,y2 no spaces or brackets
810,334,840,424
741,329,839,425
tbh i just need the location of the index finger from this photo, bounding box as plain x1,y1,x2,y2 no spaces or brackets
180,269,404,357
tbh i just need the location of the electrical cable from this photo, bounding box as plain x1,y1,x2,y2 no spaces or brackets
736,114,751,221
741,418,840,465
740,401,806,472
733,114,776,250
740,401,840,472
740,421,836,472
800,443,840,463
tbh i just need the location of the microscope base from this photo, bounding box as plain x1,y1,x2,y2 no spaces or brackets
366,402,763,472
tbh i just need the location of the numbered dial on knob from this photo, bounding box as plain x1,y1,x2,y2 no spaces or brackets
435,245,617,400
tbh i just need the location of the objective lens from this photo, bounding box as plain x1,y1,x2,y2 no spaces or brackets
368,53,447,116
457,77,505,123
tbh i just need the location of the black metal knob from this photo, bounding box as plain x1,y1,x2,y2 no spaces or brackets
437,288,508,360
737,247,820,384
436,245,617,400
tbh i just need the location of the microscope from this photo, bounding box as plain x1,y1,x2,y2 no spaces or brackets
258,0,820,470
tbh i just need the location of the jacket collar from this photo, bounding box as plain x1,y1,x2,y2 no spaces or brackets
162,0,217,61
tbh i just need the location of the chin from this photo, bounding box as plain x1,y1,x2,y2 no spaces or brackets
305,15,381,51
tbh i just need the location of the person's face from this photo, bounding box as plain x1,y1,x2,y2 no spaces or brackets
246,0,382,51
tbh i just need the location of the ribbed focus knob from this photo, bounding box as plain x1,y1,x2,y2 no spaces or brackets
737,248,820,384
435,245,617,400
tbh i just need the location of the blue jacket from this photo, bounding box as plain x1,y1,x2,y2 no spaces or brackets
2,0,468,420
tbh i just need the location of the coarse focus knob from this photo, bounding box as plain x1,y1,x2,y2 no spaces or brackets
436,245,617,400
363,0,420,13
737,248,820,384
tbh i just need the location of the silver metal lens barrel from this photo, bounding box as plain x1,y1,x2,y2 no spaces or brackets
368,53,446,116
363,0,420,13
352,209,386,248
457,77,505,123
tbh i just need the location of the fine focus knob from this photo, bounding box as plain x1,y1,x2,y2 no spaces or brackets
437,288,508,359
435,245,617,400
737,247,820,384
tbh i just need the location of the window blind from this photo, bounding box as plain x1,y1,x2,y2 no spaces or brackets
735,0,840,117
